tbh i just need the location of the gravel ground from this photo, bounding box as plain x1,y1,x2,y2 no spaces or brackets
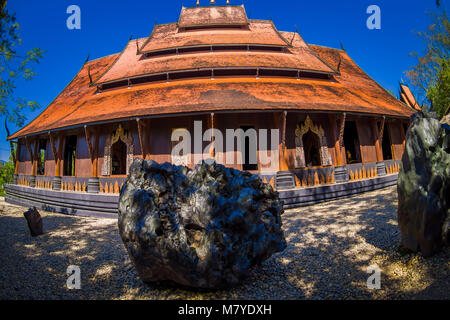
0,186,448,300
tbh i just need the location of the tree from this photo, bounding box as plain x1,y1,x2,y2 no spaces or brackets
0,156,14,195
0,0,44,159
406,6,449,118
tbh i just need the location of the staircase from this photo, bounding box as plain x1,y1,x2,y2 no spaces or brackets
275,171,296,190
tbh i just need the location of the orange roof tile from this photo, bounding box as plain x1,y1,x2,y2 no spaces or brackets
8,8,415,140
178,5,248,28
94,29,335,85
139,20,289,53
9,45,413,140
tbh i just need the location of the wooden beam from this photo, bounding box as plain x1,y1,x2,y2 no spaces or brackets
372,118,383,161
399,120,406,149
25,136,34,175
32,138,39,176
84,125,99,177
93,128,99,177
55,133,63,177
84,125,94,161
210,113,215,158
14,140,20,175
279,111,288,171
338,112,346,165
378,116,385,146
145,119,151,160
136,118,145,159
48,132,57,163
328,114,341,166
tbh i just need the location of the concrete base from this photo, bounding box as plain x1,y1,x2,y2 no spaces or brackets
87,177,100,193
4,184,118,218
279,174,398,209
29,175,36,188
5,174,398,217
377,161,387,177
334,166,349,183
52,176,62,191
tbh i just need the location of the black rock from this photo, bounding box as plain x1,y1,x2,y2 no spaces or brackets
23,207,43,237
397,111,450,257
118,159,286,288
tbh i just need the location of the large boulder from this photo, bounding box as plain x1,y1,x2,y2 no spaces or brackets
397,111,450,257
23,207,43,237
118,159,286,288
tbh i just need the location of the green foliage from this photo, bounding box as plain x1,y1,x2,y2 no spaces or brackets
0,156,14,195
427,58,450,118
0,0,44,128
406,9,449,118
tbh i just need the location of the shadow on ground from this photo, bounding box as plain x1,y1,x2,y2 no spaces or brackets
0,186,448,300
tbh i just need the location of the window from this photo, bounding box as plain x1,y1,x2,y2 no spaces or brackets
240,126,258,171
343,121,361,164
63,135,77,176
111,139,127,175
303,130,321,167
37,139,47,175
382,123,393,160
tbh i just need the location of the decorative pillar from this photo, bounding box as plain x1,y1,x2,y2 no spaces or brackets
279,111,289,171
85,125,100,193
372,118,383,162
209,113,215,158
27,138,38,187
399,119,406,150
49,132,62,190
145,119,151,160
376,116,386,177
136,118,145,159
13,140,20,184
334,113,348,183
328,114,341,166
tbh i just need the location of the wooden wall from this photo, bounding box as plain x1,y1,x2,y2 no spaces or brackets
15,112,409,177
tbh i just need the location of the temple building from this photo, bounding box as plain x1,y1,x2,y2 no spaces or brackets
5,4,416,216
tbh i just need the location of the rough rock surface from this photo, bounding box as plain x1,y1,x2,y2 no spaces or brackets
118,159,286,288
397,111,450,257
23,207,43,237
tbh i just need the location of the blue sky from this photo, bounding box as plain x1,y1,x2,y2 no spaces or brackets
1,0,447,161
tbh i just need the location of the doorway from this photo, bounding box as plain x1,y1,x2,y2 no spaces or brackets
343,121,361,164
63,135,77,176
240,126,258,171
111,139,127,175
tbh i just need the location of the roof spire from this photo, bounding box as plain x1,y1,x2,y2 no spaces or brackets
210,0,215,5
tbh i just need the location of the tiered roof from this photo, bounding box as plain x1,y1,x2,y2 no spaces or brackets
9,5,415,140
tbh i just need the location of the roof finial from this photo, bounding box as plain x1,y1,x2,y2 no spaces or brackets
88,66,93,85
196,0,199,5
210,0,215,5
340,41,346,51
